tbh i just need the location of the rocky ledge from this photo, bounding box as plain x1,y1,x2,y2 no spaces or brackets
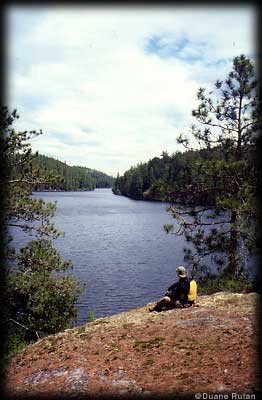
4,292,260,398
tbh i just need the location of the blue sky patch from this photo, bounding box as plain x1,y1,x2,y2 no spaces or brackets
144,33,208,63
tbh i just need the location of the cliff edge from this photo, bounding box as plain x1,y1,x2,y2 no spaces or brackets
5,292,259,397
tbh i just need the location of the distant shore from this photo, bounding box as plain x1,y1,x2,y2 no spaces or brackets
32,187,112,193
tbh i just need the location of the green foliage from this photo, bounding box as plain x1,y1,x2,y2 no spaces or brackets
34,154,115,191
112,147,228,203
88,168,115,188
1,107,83,354
7,244,82,339
169,55,260,281
197,275,253,295
3,335,28,360
113,163,148,199
113,55,260,285
88,309,96,322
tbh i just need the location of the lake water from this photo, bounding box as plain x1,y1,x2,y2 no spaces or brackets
10,188,255,326
11,189,188,324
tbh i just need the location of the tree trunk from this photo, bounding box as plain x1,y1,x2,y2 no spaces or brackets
227,209,239,276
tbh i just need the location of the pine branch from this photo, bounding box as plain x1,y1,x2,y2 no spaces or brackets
9,318,29,331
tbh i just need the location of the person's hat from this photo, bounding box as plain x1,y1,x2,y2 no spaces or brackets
176,266,187,278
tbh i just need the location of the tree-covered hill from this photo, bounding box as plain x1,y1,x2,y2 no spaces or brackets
33,154,115,191
112,147,236,203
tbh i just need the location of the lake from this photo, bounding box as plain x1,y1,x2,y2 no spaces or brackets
11,189,188,324
10,188,255,326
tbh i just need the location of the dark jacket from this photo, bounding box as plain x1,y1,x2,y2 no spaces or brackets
166,277,191,303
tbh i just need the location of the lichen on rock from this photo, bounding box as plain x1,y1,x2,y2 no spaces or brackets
5,292,259,396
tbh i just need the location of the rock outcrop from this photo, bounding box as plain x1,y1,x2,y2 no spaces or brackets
5,292,259,397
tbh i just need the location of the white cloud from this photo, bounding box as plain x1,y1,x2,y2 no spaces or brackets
7,5,256,176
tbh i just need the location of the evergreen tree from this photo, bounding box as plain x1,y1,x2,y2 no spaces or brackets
33,154,114,191
129,168,143,199
1,107,82,354
112,172,121,195
166,55,260,280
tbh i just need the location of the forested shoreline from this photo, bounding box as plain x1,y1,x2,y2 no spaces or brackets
113,55,259,289
34,154,115,191
112,148,210,201
112,145,254,205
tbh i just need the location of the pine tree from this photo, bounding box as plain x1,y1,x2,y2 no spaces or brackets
166,55,260,280
1,107,82,354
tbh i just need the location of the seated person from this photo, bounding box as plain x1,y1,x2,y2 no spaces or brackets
149,266,197,312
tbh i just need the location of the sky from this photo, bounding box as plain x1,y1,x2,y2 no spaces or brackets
7,5,256,177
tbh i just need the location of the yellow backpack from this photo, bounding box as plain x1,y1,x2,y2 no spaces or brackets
188,280,197,302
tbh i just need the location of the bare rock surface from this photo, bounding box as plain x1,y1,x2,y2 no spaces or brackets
5,292,259,397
